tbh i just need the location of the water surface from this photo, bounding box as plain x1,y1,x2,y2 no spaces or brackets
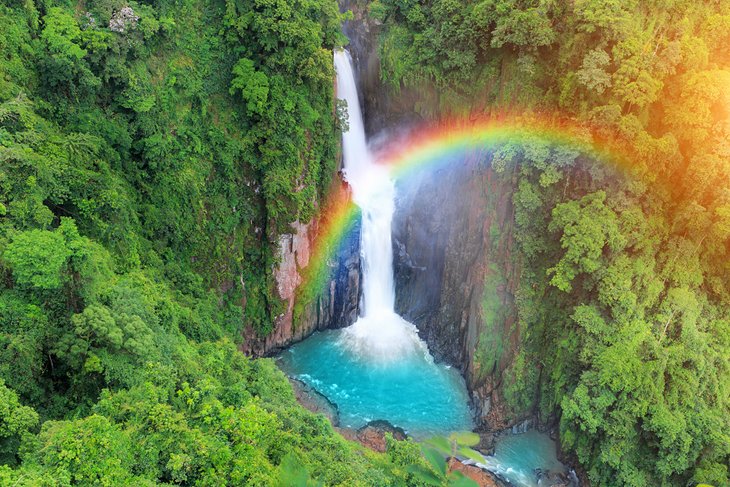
480,430,569,487
277,328,474,439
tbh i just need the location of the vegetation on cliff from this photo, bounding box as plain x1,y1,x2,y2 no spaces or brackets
374,1,729,485
0,0,439,484
2,0,728,484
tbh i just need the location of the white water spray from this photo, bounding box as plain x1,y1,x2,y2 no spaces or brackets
334,50,428,362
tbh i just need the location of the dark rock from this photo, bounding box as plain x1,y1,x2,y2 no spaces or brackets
337,420,408,453
288,378,340,427
361,419,408,438
476,432,496,455
537,469,577,487
391,151,521,429
447,458,506,487
511,418,535,435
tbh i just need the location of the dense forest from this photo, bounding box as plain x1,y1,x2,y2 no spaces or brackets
373,0,729,485
0,0,436,484
0,0,728,486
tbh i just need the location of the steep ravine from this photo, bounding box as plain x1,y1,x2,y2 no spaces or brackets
245,2,531,433
392,153,523,430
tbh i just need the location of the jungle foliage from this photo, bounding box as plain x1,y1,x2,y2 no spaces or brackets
0,0,449,484
374,0,730,486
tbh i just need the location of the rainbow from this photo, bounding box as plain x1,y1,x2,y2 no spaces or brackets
294,115,640,313
376,116,639,180
293,177,361,322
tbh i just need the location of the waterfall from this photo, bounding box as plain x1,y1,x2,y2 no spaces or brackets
334,50,427,362
280,53,573,479
334,50,395,314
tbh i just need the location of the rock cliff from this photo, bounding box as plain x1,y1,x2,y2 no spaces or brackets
392,152,522,429
246,0,532,432
242,179,361,356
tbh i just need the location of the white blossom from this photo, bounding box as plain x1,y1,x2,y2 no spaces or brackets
109,6,139,33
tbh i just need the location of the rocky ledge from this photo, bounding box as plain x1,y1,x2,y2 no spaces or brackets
242,178,361,357
288,378,340,427
336,420,408,453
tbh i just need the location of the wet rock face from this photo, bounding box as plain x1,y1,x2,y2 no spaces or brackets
241,181,361,356
392,153,520,429
392,156,481,367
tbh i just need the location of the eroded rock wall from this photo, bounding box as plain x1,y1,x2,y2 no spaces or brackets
392,153,522,429
242,181,361,356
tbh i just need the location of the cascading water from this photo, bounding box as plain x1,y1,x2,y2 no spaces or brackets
335,49,395,314
277,51,473,437
333,50,426,361
277,50,575,486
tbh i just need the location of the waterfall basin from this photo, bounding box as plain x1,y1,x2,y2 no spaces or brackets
276,326,474,439
277,327,576,487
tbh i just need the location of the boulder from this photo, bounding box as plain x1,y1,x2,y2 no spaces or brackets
338,420,408,453
447,458,505,487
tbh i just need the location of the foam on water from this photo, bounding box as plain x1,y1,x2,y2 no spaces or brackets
277,329,474,438
338,310,430,362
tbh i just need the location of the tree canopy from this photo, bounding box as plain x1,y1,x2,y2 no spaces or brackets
0,0,434,485
375,0,730,485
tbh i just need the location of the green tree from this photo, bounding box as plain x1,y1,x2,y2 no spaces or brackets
4,229,71,290
231,58,270,117
0,380,38,465
547,191,625,292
